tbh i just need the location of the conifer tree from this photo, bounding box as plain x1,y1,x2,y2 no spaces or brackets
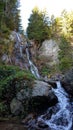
27,7,51,44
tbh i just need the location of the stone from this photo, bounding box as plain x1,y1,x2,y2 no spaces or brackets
10,80,58,116
16,89,30,101
38,39,59,66
43,78,57,88
10,98,24,115
32,80,51,97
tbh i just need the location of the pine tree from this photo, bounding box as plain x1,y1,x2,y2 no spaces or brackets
0,0,22,31
27,7,51,44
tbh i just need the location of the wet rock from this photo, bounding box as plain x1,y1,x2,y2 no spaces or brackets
43,78,57,88
47,90,58,106
38,120,49,128
21,114,50,130
21,113,36,124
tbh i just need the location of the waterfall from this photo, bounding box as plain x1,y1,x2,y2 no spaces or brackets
15,32,23,57
26,47,40,79
38,81,73,130
15,32,40,78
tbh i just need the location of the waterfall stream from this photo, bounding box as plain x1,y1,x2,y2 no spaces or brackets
15,32,73,129
15,32,40,78
38,81,73,130
26,47,40,79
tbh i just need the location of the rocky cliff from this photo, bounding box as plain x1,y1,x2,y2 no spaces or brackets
1,32,60,76
38,39,59,66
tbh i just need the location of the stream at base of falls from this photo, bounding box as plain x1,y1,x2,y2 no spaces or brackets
37,81,73,130
23,81,73,130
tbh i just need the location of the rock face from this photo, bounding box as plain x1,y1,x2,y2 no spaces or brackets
1,32,60,77
1,31,29,69
62,68,73,96
10,80,58,116
38,39,59,66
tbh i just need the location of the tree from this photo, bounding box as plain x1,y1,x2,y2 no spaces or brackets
50,15,62,38
0,0,5,29
61,10,73,37
58,35,73,72
27,7,51,44
0,0,22,31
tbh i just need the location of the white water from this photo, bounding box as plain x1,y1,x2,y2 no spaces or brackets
15,33,23,57
26,48,40,79
38,81,72,130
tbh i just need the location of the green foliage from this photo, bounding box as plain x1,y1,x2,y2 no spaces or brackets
41,66,51,76
58,36,73,72
50,15,62,38
50,10,73,38
41,64,60,77
59,57,72,72
0,102,8,116
0,36,14,59
0,65,35,116
0,64,35,80
0,0,22,32
27,7,51,44
60,10,73,37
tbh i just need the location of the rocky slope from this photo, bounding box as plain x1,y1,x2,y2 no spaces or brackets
1,31,61,78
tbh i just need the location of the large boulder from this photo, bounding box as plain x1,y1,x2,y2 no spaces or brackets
32,80,51,96
10,80,58,115
38,39,59,66
62,68,73,96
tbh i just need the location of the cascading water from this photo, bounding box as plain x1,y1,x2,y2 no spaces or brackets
15,32,40,78
15,32,23,57
38,81,73,130
15,32,73,129
26,47,40,79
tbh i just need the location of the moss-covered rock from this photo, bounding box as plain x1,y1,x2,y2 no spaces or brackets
0,65,35,116
0,65,58,118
